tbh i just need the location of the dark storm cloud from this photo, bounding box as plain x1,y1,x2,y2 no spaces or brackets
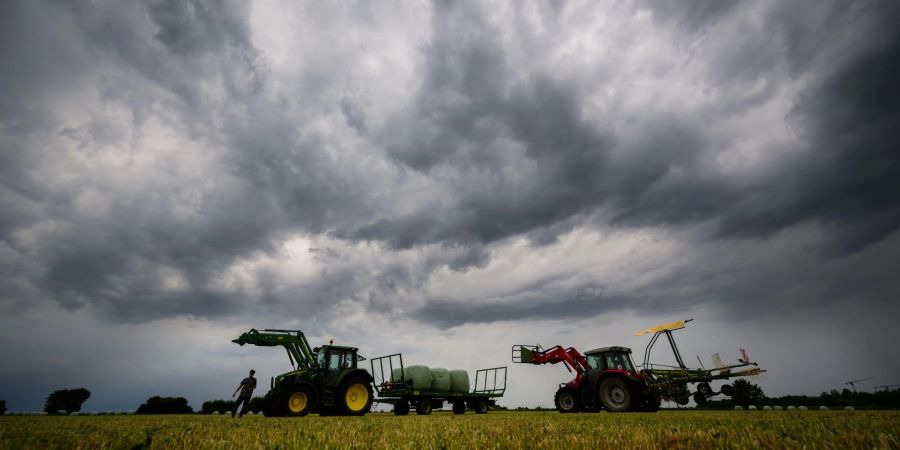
415,289,637,329
1,0,899,331
0,0,361,321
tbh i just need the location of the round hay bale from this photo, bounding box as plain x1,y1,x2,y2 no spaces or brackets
762,406,772,411
734,406,743,410
774,406,783,411
211,411,220,415
748,405,757,410
844,406,854,411
430,368,451,392
819,406,828,410
449,370,470,393
398,365,431,390
798,406,808,411
787,406,796,410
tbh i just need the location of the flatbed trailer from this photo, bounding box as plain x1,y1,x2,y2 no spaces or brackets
370,353,507,415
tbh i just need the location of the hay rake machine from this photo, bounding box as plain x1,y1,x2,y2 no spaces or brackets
513,319,766,412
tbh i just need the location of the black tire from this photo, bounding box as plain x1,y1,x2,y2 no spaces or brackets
676,395,690,406
697,382,713,396
452,402,466,415
721,384,735,397
335,376,373,416
640,393,661,413
693,392,708,405
283,386,314,417
393,401,410,416
554,387,581,413
470,398,489,414
598,378,633,412
415,399,432,415
262,393,281,417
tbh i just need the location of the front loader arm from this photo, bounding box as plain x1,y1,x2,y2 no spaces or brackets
232,328,317,370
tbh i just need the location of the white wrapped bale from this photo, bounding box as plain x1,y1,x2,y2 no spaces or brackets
844,406,855,411
762,406,772,411
774,406,783,411
391,365,433,390
449,370,470,393
734,406,743,410
430,368,451,392
787,406,796,410
819,406,828,410
748,405,757,410
798,406,808,411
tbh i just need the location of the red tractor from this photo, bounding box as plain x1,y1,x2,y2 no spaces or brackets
513,344,660,412
514,319,765,412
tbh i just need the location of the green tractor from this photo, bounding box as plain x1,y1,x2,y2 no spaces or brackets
232,328,374,417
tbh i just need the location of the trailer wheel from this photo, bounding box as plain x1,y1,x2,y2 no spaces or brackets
415,399,432,415
393,401,409,416
470,398,488,414
452,402,465,415
336,377,373,416
283,386,314,417
697,382,713,396
598,378,632,412
554,387,581,413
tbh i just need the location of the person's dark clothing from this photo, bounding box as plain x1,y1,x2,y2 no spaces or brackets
232,394,251,417
232,376,257,417
239,376,257,396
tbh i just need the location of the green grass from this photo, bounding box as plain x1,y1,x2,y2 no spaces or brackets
1,410,898,449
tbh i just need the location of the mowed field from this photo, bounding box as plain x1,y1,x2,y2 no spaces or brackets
1,410,898,449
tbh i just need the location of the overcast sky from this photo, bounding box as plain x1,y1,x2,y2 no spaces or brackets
2,0,899,412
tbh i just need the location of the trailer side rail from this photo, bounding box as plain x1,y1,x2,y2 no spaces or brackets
370,353,404,395
473,366,507,396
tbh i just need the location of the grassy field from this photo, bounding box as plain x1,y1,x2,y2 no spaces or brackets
1,410,898,449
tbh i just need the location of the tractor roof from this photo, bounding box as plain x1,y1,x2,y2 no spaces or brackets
584,346,632,355
323,344,358,351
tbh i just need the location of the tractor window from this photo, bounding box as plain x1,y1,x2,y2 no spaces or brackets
328,352,345,370
316,350,327,368
603,353,635,372
586,355,602,370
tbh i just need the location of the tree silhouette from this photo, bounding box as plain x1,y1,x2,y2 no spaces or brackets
732,379,765,407
44,388,91,414
136,396,193,414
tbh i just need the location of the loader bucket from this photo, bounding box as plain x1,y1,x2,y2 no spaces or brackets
512,345,539,364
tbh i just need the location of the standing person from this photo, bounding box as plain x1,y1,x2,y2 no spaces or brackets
232,369,257,417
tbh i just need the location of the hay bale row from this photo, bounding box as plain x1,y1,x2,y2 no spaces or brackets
390,365,471,392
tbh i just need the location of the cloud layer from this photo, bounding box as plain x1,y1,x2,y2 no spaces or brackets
1,0,899,409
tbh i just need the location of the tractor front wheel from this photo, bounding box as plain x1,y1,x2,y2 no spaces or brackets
283,386,314,417
336,377,373,416
393,401,410,415
554,387,581,413
598,378,633,412
262,393,280,417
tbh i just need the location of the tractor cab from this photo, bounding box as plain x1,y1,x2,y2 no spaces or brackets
315,345,360,370
584,346,637,374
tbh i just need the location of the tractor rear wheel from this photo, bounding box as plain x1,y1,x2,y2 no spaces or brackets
452,402,466,414
283,386,314,417
393,401,410,416
554,387,581,413
415,399,432,415
598,378,633,412
336,377,373,416
470,398,489,414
